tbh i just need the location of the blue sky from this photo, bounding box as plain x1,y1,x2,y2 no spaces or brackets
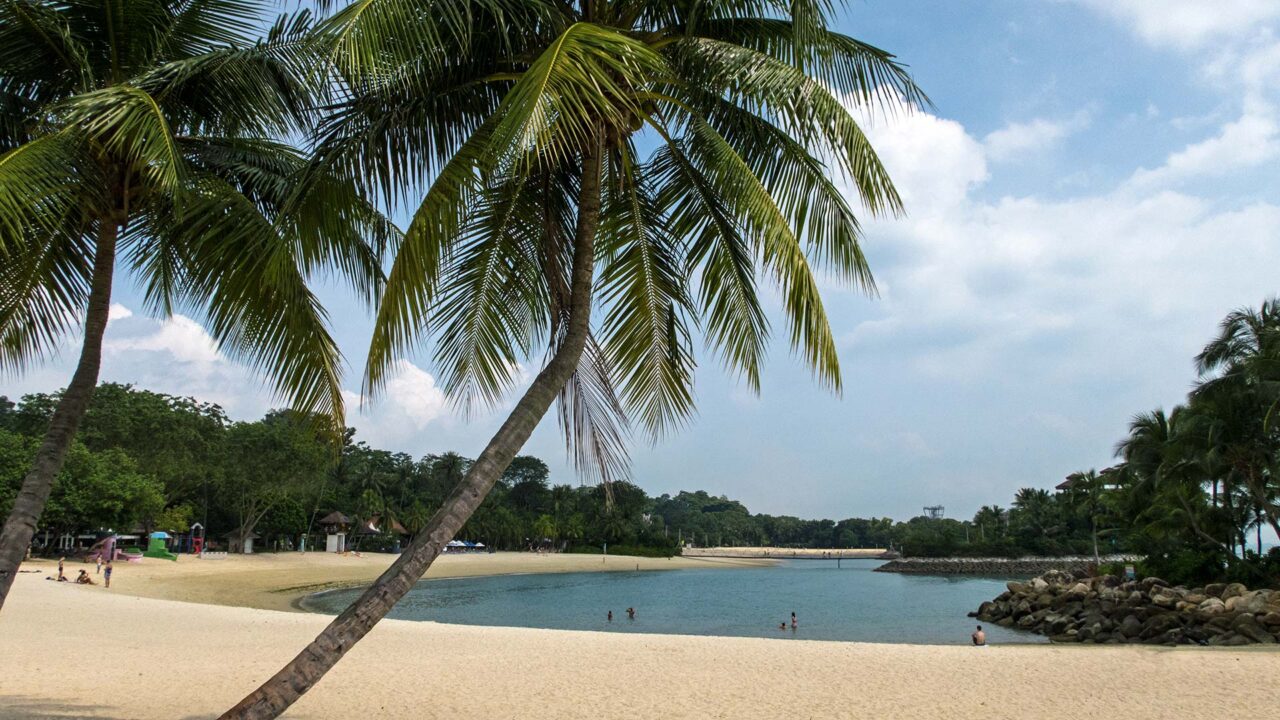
10,1,1280,527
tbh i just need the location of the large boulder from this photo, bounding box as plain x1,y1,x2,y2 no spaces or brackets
1204,582,1227,598
1140,576,1169,592
1118,614,1143,638
1226,591,1269,615
1030,577,1049,593
1066,582,1090,600
1220,582,1247,600
1259,612,1280,628
1007,581,1029,595
1198,597,1227,615
1139,613,1181,639
1208,632,1250,646
1042,569,1074,587
1232,614,1277,644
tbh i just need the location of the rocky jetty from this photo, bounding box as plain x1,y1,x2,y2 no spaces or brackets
971,569,1280,645
875,557,1110,576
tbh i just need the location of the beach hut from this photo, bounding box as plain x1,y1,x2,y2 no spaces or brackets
318,511,352,553
224,529,261,554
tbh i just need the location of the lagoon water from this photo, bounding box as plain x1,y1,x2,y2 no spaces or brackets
306,559,1046,645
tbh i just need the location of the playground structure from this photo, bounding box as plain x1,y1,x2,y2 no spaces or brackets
144,532,178,561
85,536,142,563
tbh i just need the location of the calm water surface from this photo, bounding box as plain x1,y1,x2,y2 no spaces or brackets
305,558,1045,644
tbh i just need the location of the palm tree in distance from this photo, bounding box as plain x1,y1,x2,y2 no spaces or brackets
221,1,924,717
0,0,396,610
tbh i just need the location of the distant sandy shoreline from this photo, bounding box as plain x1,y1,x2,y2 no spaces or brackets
13,550,769,613
3,552,1278,719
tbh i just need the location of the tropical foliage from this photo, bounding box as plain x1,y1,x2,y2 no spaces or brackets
0,0,395,610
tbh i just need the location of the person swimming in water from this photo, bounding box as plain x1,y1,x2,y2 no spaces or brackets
627,607,635,620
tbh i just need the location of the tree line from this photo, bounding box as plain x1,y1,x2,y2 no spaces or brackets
0,382,1104,558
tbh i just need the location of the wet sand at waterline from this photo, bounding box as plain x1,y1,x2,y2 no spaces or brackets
2,555,1277,719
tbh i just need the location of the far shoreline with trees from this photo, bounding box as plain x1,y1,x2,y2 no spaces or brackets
6,302,1279,589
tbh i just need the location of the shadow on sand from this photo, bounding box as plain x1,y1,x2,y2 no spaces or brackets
0,695,215,720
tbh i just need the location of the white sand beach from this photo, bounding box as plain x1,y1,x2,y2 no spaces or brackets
1,553,1277,719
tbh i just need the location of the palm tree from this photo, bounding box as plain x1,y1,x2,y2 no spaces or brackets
1063,470,1107,563
0,0,395,609
220,1,923,716
972,505,1006,542
1194,299,1280,537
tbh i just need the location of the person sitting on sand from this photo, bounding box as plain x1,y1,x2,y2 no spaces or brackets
75,570,96,585
972,625,986,646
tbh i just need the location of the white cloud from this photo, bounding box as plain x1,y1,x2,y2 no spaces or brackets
341,360,452,447
382,360,449,428
107,314,221,364
1125,104,1280,190
983,109,1092,162
857,109,987,213
846,103,1280,391
1071,0,1280,49
107,303,132,321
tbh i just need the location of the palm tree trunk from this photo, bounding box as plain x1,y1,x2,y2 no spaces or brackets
219,141,604,720
0,220,118,612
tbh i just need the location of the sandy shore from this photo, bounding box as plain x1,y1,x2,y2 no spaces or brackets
10,551,760,613
2,554,1278,719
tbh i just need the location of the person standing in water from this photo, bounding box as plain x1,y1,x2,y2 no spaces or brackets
607,610,613,622
791,611,797,630
627,607,635,620
972,625,986,646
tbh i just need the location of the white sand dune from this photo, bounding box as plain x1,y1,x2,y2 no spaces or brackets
1,553,1276,719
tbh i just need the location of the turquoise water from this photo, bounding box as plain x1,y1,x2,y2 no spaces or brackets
305,559,1046,645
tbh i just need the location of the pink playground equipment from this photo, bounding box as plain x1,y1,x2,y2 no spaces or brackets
85,535,142,563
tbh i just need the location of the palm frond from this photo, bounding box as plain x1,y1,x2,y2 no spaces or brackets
597,146,696,437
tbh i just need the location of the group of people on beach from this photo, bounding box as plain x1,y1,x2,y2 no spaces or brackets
48,556,112,588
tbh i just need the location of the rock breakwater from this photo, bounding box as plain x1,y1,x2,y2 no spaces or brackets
971,569,1280,645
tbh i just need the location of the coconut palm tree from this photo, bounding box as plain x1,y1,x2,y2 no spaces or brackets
0,0,396,610
1062,469,1107,563
972,505,1006,542
220,1,923,716
1194,299,1280,536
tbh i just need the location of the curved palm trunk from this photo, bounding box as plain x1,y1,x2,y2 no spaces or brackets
0,221,118,612
220,143,604,720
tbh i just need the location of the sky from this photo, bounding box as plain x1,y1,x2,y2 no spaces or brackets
8,0,1280,527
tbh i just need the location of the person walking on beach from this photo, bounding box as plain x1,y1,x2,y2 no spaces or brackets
96,557,102,574
57,556,65,581
103,561,113,589
972,625,986,646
